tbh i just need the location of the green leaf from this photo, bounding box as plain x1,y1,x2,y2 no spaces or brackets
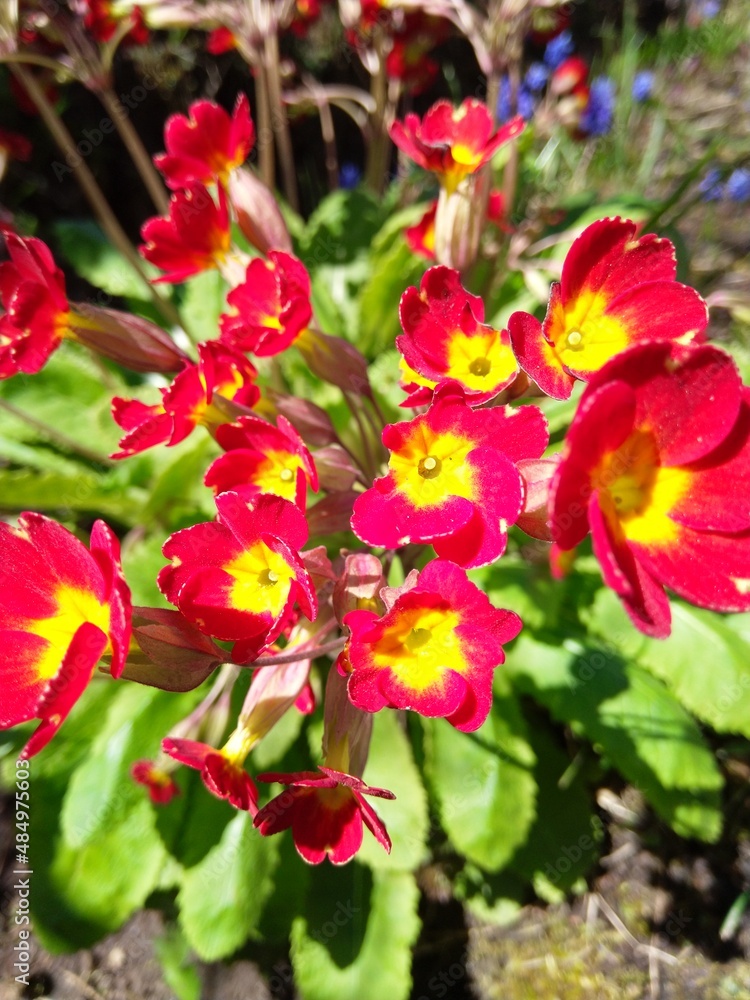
177,269,227,343
505,635,724,841
54,218,158,298
33,798,166,950
60,684,201,847
357,238,425,356
424,674,537,871
178,811,279,960
509,711,601,893
154,925,202,1000
300,189,386,266
0,468,145,522
142,434,217,523
356,711,429,873
587,590,750,739
291,867,420,1000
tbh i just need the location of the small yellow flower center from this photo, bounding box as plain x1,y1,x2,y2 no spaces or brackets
565,330,583,349
419,456,442,479
279,468,294,482
405,627,432,652
260,569,280,586
468,356,491,377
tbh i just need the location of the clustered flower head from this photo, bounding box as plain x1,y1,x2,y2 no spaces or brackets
2,81,750,878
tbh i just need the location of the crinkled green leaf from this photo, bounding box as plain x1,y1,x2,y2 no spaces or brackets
177,268,227,343
587,590,750,739
178,811,279,960
61,684,202,847
291,868,420,1000
54,218,159,298
0,468,145,522
424,673,537,871
506,634,723,841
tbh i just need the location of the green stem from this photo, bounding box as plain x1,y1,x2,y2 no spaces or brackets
255,61,275,191
0,397,112,465
247,637,345,668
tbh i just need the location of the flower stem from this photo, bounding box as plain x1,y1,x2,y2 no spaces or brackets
248,637,346,668
9,63,182,332
264,30,299,212
96,85,170,215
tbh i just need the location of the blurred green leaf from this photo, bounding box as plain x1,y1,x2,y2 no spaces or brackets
0,468,145,522
291,868,420,1000
506,635,723,841
424,674,537,872
54,218,159,298
33,798,166,950
178,811,279,960
587,591,750,740
356,711,429,873
154,925,202,1000
357,239,425,357
60,684,201,848
300,189,385,266
177,269,226,343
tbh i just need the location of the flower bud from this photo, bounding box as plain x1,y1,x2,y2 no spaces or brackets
229,165,293,255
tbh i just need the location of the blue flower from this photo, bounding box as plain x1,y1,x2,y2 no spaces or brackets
632,71,654,103
726,168,750,202
543,30,574,70
580,76,615,136
525,62,549,93
339,163,361,189
498,76,536,123
699,167,723,201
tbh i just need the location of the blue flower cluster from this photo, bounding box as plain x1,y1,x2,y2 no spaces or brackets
580,77,616,136
699,167,750,202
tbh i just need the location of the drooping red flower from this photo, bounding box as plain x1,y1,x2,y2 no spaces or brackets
158,491,317,660
0,514,131,758
397,265,518,405
351,383,548,568
508,217,709,399
549,341,750,637
162,736,258,812
341,559,521,731
219,250,312,356
131,759,181,804
0,128,32,166
111,340,259,459
154,94,255,190
205,413,318,509
140,184,231,283
254,766,394,864
390,98,524,193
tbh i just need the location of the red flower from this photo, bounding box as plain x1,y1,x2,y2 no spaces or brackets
131,759,180,804
158,491,317,660
404,202,437,261
397,265,518,405
254,766,394,864
0,128,32,165
154,94,255,190
163,736,258,812
508,217,709,399
390,99,524,192
111,341,259,459
79,0,149,44
205,413,318,509
0,234,70,378
219,250,312,356
351,383,548,568
140,184,231,284
549,341,750,636
341,559,521,731
0,514,131,758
